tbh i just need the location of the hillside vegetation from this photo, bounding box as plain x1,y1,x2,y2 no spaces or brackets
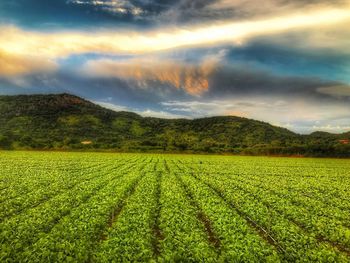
0,94,349,156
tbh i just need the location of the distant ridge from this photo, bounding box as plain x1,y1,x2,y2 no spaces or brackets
0,93,349,157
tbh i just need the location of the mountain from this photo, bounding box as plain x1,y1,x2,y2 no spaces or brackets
0,94,349,157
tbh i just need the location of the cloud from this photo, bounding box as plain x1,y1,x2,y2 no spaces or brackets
0,49,57,77
67,0,144,16
80,54,224,95
317,85,350,97
222,42,350,84
1,0,349,134
3,0,348,30
251,24,350,57
155,0,350,26
95,101,186,119
201,64,348,100
207,0,349,16
1,3,348,78
1,5,349,59
93,101,130,112
161,99,288,118
1,59,349,133
311,124,350,133
161,97,350,133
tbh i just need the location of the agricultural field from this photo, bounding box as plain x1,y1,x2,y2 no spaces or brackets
1,151,350,262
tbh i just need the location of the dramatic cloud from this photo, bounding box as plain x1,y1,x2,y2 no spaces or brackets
0,0,349,133
207,0,349,16
80,52,226,95
155,0,350,26
2,0,349,29
1,6,349,59
0,49,57,77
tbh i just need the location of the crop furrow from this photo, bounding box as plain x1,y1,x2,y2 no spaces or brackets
214,172,350,253
0,163,114,217
234,172,350,213
221,172,350,229
176,173,221,251
98,169,144,241
2,153,350,262
186,166,349,261
18,161,150,263
193,166,350,210
0,162,104,202
0,161,145,260
174,162,283,254
0,160,141,220
90,162,158,262
151,162,164,257
156,161,218,261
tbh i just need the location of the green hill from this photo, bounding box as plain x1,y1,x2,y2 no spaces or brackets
0,94,349,156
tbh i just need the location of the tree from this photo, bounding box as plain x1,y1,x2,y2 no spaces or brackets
0,135,12,149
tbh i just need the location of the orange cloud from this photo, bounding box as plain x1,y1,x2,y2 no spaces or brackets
82,58,217,95
0,49,57,77
1,5,349,77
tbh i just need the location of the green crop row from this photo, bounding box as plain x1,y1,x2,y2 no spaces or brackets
0,151,349,262
188,165,349,262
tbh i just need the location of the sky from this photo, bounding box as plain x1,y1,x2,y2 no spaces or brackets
0,0,350,134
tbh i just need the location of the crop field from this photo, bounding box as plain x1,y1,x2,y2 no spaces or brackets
1,152,350,262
